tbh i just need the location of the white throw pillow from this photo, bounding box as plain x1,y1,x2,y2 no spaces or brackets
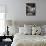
41,25,45,35
8,26,19,36
19,27,25,34
42,25,46,33
19,27,32,35
32,26,41,35
42,25,46,35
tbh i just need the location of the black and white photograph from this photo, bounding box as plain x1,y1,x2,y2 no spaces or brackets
26,3,36,16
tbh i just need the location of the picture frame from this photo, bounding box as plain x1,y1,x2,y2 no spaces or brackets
26,3,36,16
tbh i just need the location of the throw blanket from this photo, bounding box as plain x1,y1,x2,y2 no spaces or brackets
11,33,46,46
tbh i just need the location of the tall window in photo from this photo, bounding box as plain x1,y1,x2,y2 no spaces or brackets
26,3,36,16
0,5,5,35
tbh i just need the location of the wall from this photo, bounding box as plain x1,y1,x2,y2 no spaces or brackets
13,0,46,22
0,0,46,22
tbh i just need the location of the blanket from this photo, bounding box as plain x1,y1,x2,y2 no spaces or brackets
11,33,46,46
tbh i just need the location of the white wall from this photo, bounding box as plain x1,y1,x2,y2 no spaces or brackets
0,0,46,22
13,0,46,22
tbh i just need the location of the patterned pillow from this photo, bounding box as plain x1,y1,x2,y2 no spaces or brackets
32,26,41,35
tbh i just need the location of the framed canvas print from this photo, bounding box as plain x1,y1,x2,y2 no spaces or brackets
26,3,36,16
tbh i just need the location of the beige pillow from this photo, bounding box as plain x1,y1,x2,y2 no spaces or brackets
24,24,32,35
